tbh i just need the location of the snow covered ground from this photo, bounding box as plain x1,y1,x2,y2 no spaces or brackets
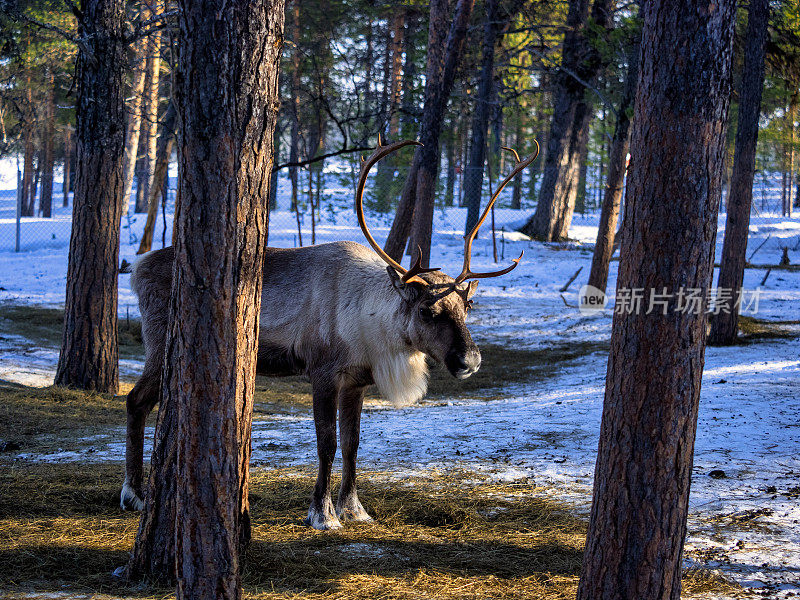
1,157,800,597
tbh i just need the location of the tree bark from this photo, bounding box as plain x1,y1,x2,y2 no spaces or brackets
128,2,285,595
374,11,406,212
121,33,149,215
289,0,301,211
400,10,419,140
134,28,162,214
787,92,796,219
137,101,177,255
463,0,501,235
575,1,735,598
63,126,72,207
511,114,523,209
708,0,769,345
40,68,55,218
54,0,126,394
385,0,474,265
520,0,612,241
21,121,34,217
587,38,640,295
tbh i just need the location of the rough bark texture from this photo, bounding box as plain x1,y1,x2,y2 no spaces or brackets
21,120,34,217
575,1,735,599
137,101,177,254
54,0,126,393
384,0,474,265
128,1,285,595
520,0,612,241
709,0,769,345
134,28,162,214
587,39,639,295
121,33,149,215
787,93,796,218
40,68,55,218
463,0,500,235
374,11,405,212
289,0,300,211
63,126,72,207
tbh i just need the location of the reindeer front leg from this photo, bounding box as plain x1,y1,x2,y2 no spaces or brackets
337,383,372,522
306,377,342,530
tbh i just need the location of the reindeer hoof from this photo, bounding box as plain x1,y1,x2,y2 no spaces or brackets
120,482,144,511
337,496,374,523
305,501,343,530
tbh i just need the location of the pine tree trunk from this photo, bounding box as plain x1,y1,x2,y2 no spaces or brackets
587,39,640,295
121,33,149,215
54,0,126,394
444,129,456,206
40,68,55,218
289,0,300,211
386,0,474,265
135,28,162,214
463,0,500,235
576,1,735,598
269,112,280,216
709,0,769,345
788,93,796,219
575,120,590,216
21,123,34,217
400,10,418,140
127,1,285,594
511,114,523,209
374,11,406,212
137,102,177,254
520,0,611,241
63,126,72,207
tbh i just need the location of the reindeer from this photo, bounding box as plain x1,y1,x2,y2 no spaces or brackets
121,138,538,530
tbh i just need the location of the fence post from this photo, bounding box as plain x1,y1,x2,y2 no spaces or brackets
15,167,22,253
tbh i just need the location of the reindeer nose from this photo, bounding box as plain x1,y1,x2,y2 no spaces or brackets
462,350,481,372
454,349,481,379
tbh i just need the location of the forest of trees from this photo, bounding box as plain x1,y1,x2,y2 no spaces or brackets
1,0,800,597
2,0,799,242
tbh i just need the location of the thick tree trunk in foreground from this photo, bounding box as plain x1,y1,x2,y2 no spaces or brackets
576,1,735,599
384,0,474,265
520,0,611,241
709,0,769,345
128,1,285,594
137,102,177,254
40,69,55,218
55,0,126,394
587,39,640,295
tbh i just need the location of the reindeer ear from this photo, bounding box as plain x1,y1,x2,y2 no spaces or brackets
456,280,479,300
386,266,423,303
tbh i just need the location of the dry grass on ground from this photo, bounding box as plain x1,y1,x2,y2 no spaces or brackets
0,462,743,600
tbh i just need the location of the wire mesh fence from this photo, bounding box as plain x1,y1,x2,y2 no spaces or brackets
0,160,798,269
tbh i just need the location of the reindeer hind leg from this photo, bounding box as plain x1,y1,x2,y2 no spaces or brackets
121,365,160,511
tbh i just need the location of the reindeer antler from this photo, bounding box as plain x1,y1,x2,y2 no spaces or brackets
355,136,438,285
453,140,540,284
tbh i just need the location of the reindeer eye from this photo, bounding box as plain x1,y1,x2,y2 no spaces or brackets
418,306,434,322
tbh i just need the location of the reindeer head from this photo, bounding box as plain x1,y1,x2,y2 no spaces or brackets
355,136,539,379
